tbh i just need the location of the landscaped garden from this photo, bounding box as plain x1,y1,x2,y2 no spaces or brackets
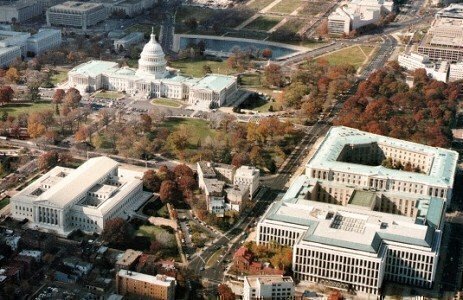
151,98,183,108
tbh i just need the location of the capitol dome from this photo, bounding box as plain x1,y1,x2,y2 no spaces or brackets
136,29,167,79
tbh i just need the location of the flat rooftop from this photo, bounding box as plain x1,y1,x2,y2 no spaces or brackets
49,1,105,11
117,270,175,286
198,161,216,177
261,175,444,254
307,126,458,188
245,275,293,288
193,74,236,92
69,60,118,78
349,190,376,207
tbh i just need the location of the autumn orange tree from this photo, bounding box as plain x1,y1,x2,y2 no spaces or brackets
335,64,460,147
0,86,14,105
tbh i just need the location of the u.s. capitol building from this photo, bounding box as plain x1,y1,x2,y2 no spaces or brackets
68,30,238,109
10,156,152,236
256,126,458,295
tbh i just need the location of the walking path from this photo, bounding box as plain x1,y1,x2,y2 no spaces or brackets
234,0,284,30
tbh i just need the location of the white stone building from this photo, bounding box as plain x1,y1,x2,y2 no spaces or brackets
68,31,237,110
243,275,295,300
0,47,21,68
0,0,42,23
234,165,260,199
114,32,144,51
256,126,457,295
449,61,463,82
26,29,62,56
0,28,62,67
46,1,109,30
328,0,393,34
398,52,450,82
10,157,152,236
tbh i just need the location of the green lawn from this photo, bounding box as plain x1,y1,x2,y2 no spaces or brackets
269,0,302,14
0,101,53,117
240,73,262,87
127,24,159,36
162,117,221,147
278,18,305,33
137,225,175,243
169,58,231,78
0,197,10,210
176,6,215,23
126,58,138,68
247,0,275,10
50,70,68,85
94,91,124,100
246,15,283,31
151,98,183,108
317,45,374,69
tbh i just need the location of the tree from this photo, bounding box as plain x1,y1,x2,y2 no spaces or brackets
167,125,190,153
149,240,162,253
202,64,212,75
184,17,198,30
143,170,162,192
262,48,272,59
27,112,46,138
26,80,41,102
64,87,82,108
263,63,284,88
53,88,65,105
5,67,20,83
0,86,14,105
101,217,133,246
159,180,180,203
38,151,59,170
74,126,89,142
231,153,250,167
280,82,310,108
218,284,235,300
173,164,194,179
140,114,152,132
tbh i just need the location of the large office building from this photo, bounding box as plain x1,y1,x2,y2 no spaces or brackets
328,0,393,34
435,3,463,19
116,270,176,300
99,0,155,17
449,61,463,82
397,52,450,82
0,28,62,67
26,28,62,55
68,31,238,110
0,0,42,23
256,126,457,295
10,156,152,236
243,275,295,300
418,10,463,62
46,1,109,30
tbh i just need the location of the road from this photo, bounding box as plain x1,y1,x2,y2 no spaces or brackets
279,13,433,67
359,34,397,78
188,187,277,294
